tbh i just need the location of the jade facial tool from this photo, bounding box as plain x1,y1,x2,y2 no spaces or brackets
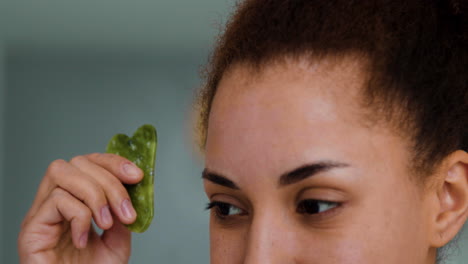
106,124,157,233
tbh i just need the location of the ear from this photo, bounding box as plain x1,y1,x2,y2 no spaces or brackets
429,150,468,247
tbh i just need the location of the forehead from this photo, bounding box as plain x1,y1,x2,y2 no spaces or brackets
205,57,403,183
214,56,366,108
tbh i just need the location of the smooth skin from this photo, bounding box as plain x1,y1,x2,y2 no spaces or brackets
18,56,468,263
203,57,468,264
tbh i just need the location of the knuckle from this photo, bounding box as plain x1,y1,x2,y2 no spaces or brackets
49,188,69,204
107,180,129,199
46,159,67,179
50,187,67,198
69,155,88,165
86,152,102,161
84,184,106,207
76,207,92,220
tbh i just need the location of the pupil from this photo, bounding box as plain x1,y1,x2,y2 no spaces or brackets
302,200,319,214
218,203,230,215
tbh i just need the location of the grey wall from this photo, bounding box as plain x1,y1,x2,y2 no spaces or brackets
0,43,5,263
2,0,232,55
450,224,468,264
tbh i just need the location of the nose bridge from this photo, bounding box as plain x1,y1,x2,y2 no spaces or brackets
243,208,293,264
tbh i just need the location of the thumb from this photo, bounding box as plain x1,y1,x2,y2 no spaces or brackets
101,221,132,261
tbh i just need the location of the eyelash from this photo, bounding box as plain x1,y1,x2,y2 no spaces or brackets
205,200,340,220
205,201,246,219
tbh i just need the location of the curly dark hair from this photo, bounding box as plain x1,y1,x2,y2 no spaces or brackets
197,0,467,179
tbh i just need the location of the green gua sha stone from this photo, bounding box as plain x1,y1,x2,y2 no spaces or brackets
105,124,157,233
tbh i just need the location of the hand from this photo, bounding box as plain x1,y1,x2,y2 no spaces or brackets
18,153,144,264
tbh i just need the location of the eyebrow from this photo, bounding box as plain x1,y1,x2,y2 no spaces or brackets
278,161,349,187
202,161,349,190
202,169,240,190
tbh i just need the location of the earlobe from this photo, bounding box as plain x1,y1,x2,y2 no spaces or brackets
429,150,468,248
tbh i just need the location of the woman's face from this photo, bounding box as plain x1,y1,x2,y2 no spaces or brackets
203,58,436,264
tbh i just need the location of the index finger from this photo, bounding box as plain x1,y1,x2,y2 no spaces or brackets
85,153,143,184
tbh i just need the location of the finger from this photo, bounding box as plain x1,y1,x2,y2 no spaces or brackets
42,160,113,230
85,153,143,184
22,153,142,228
101,219,132,262
70,156,137,224
22,159,70,227
22,188,92,251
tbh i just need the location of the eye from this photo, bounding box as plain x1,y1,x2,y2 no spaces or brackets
296,199,338,215
206,201,245,218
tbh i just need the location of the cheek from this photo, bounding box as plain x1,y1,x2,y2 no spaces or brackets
295,213,427,264
294,186,429,263
209,216,246,264
335,190,428,262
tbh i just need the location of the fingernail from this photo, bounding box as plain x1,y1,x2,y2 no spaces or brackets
101,205,112,226
123,163,141,178
121,199,135,219
79,232,88,248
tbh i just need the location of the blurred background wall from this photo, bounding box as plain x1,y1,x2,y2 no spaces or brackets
0,42,5,263
0,1,467,264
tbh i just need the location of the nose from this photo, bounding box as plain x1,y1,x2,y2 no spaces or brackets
243,211,296,264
